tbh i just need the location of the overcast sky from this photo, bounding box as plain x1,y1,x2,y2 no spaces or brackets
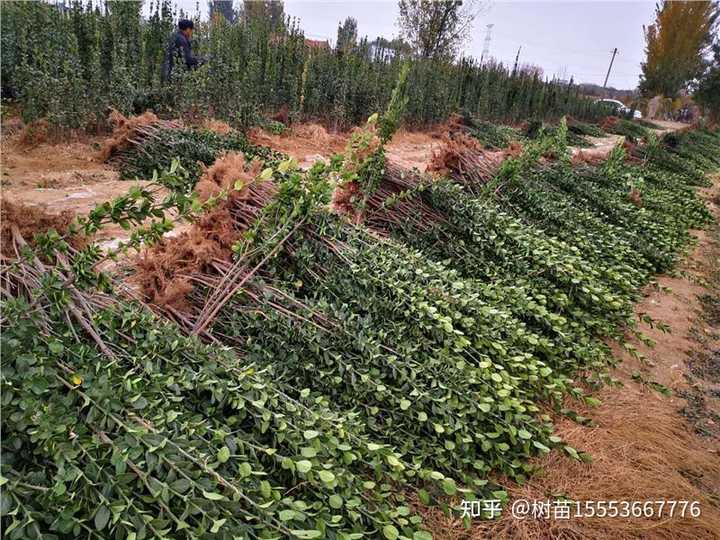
173,1,656,89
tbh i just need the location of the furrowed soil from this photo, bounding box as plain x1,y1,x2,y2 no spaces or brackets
1,120,718,539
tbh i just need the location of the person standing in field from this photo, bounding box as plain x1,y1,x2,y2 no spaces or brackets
161,19,202,83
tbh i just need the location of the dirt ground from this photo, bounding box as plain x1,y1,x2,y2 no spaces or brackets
0,133,155,244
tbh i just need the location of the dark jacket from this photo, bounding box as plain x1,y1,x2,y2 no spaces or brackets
161,31,200,82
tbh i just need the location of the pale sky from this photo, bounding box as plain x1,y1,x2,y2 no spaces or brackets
171,1,657,89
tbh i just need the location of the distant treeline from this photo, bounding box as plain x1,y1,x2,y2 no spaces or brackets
0,0,609,130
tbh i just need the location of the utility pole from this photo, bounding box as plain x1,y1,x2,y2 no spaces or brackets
512,46,522,73
603,47,618,88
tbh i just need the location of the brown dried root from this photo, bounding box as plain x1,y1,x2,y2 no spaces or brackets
1,200,83,258
18,119,50,146
427,133,504,188
99,110,181,162
195,152,263,203
133,153,273,312
628,187,643,208
202,118,232,135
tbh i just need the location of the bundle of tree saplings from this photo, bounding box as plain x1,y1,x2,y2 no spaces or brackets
167,160,588,489
1,193,437,540
100,112,283,182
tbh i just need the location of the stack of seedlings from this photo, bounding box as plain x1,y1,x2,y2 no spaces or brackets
600,116,651,143
129,70,592,495
449,113,521,150
3,66,718,539
101,112,283,182
1,179,441,540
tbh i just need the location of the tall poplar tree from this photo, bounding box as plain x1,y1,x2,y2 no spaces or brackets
639,0,719,97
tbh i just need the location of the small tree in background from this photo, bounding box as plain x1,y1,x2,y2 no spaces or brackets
209,0,237,23
242,0,285,31
336,17,358,53
639,0,719,97
397,0,482,59
694,39,720,121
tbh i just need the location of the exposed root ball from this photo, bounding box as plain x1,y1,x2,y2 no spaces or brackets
99,110,162,161
271,104,290,126
293,123,332,143
628,187,643,208
134,153,272,311
195,152,264,203
600,116,620,132
1,200,82,258
18,119,50,146
331,179,362,222
134,206,238,311
427,133,504,186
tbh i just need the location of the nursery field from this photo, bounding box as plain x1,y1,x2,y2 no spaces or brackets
0,97,720,540
2,81,720,539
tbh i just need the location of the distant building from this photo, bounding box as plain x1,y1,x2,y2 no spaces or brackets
369,43,396,62
305,38,330,50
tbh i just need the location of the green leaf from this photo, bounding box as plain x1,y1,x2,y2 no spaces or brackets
399,399,412,410
413,531,433,540
296,460,312,474
441,479,457,495
238,462,253,478
383,524,399,539
303,430,319,440
318,470,335,484
210,518,227,533
291,530,323,539
94,505,110,531
217,446,230,463
518,429,532,440
170,478,191,493
279,509,296,521
329,494,343,509
202,490,226,501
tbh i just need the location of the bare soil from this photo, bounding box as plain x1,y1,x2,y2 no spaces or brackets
0,132,155,244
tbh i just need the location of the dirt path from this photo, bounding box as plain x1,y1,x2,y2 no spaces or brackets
0,135,156,243
421,176,720,539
